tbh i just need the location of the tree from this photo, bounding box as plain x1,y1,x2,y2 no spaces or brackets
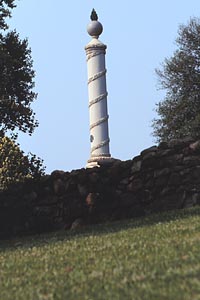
0,136,45,190
0,0,15,31
0,1,45,187
0,0,38,137
152,17,200,142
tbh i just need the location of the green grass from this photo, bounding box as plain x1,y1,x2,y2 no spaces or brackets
0,207,200,300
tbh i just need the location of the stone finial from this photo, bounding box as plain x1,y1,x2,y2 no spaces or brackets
90,8,98,21
87,9,103,38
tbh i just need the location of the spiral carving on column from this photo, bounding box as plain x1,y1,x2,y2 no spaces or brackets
90,115,109,130
86,50,105,62
88,69,107,85
86,45,110,158
89,92,108,108
91,138,110,153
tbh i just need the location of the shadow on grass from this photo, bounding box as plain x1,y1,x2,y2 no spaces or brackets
0,205,200,251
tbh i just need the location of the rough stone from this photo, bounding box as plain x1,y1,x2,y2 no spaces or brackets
145,178,155,189
183,156,200,166
85,193,100,208
168,137,194,149
131,160,142,173
120,178,130,186
155,175,169,187
141,157,158,169
127,179,143,192
70,218,83,230
53,179,65,195
189,140,200,152
24,191,37,203
51,170,66,179
191,166,200,181
168,173,181,186
184,193,199,208
158,141,169,149
89,172,100,184
1,137,200,238
154,168,170,178
141,146,157,156
78,184,88,197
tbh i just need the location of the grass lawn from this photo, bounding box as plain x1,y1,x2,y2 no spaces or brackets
0,207,200,300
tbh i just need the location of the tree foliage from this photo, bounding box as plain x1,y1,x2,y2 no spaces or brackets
0,1,45,185
0,136,45,190
0,0,15,31
0,0,38,137
152,17,200,142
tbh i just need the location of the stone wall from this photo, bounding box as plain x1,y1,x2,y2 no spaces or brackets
1,137,200,238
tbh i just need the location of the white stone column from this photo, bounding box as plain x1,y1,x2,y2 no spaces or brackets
85,9,113,168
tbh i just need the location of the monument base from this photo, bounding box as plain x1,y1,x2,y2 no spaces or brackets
86,156,117,168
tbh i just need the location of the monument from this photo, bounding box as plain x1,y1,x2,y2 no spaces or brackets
85,9,114,168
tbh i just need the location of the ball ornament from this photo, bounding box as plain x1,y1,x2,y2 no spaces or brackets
87,9,103,38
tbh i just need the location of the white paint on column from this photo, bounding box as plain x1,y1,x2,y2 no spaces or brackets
85,10,114,168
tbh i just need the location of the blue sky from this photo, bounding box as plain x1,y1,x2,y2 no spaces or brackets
8,0,200,173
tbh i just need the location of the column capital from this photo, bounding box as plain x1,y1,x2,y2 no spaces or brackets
85,38,107,56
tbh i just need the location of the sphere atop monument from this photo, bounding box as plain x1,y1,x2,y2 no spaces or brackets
87,9,103,38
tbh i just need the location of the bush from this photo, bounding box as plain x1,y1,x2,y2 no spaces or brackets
0,136,45,190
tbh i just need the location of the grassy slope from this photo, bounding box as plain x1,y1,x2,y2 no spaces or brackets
0,207,200,300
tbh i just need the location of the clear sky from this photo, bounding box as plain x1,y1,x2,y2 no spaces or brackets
8,0,200,173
